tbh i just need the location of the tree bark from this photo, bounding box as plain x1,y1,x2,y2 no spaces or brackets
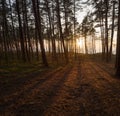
109,1,115,60
115,0,120,76
104,0,109,62
32,0,48,66
16,0,26,62
56,0,69,63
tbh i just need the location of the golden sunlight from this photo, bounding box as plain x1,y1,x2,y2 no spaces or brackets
76,39,83,47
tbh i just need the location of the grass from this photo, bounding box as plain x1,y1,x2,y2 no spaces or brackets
0,60,47,77
0,53,116,78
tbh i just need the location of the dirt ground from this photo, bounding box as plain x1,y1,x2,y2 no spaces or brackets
0,60,120,116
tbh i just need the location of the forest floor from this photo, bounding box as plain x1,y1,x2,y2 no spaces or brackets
0,58,120,116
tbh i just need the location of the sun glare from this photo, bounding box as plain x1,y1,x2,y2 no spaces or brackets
77,39,83,47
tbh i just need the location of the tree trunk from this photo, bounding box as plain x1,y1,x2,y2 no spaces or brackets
84,34,88,54
1,0,9,63
115,0,120,76
32,0,48,66
16,0,26,62
109,1,115,60
56,0,69,64
104,0,109,62
9,0,20,60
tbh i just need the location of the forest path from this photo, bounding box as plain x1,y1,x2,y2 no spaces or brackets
0,60,120,116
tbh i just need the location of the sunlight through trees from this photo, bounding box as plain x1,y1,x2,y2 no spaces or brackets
0,0,120,75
